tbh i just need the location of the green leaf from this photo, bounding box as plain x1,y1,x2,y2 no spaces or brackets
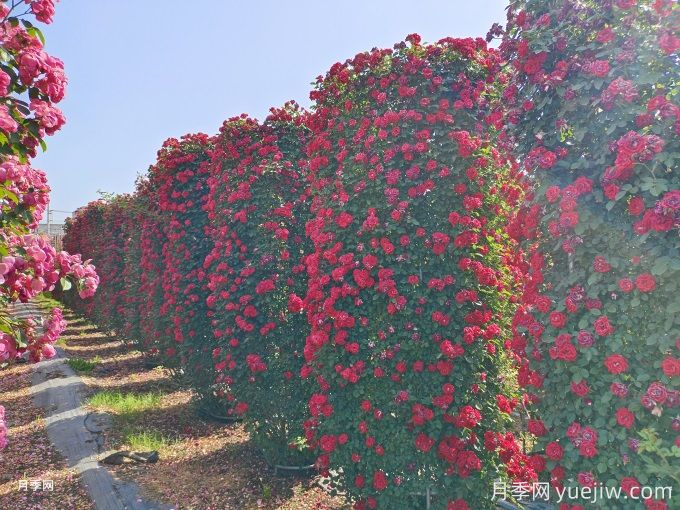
60,277,72,291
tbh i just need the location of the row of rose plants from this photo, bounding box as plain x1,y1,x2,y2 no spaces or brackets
60,37,533,508
0,0,98,451
203,105,318,464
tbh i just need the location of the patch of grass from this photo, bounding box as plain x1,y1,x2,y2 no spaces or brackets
87,390,163,417
35,293,62,310
122,427,175,451
67,356,101,373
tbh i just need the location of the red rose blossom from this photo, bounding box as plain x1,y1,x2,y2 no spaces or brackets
604,354,629,374
635,273,656,293
616,408,635,429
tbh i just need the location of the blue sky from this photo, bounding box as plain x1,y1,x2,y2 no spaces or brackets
35,0,507,219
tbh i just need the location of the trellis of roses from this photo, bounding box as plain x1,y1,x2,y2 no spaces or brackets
301,36,534,510
495,1,679,509
202,104,317,463
145,133,214,379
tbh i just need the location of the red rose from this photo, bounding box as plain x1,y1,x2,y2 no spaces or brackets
255,278,276,294
551,465,565,482
549,335,577,362
538,150,557,169
528,419,547,436
496,395,516,414
604,184,620,200
597,27,615,43
546,186,561,203
566,422,581,438
372,470,388,491
610,382,629,398
319,434,337,452
559,211,579,228
644,500,668,510
578,471,596,488
646,381,668,404
661,356,680,377
618,278,634,293
529,454,546,473
415,432,435,452
454,405,482,428
440,340,464,359
579,442,598,458
635,273,656,293
593,256,611,273
545,441,563,460
616,407,635,429
550,311,567,329
571,380,589,397
594,315,614,337
604,354,629,374
587,60,610,77
628,196,645,216
287,293,304,313
621,477,640,497
431,232,450,255
345,342,359,355
447,499,470,510
353,269,375,289
362,254,378,269
615,0,636,9
380,237,395,254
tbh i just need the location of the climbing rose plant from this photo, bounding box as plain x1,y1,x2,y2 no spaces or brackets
203,106,317,463
302,35,534,510
496,1,679,508
0,0,98,454
151,133,214,378
1,0,97,368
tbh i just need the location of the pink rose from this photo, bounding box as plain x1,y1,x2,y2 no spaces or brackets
0,105,18,133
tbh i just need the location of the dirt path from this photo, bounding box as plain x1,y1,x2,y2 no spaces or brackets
13,301,170,510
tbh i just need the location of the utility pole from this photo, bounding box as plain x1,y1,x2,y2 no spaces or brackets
46,204,50,236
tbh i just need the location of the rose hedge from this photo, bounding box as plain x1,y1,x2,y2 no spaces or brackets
148,133,214,376
496,1,679,508
203,104,317,462
301,36,533,509
60,195,135,332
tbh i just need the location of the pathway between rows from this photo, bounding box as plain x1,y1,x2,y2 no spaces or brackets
10,301,170,510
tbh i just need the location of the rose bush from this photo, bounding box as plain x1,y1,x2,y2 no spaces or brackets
1,0,98,453
60,196,132,332
497,1,679,508
149,133,214,379
203,104,317,463
302,36,533,509
1,0,97,369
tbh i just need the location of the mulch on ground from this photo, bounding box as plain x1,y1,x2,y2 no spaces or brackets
0,359,93,510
